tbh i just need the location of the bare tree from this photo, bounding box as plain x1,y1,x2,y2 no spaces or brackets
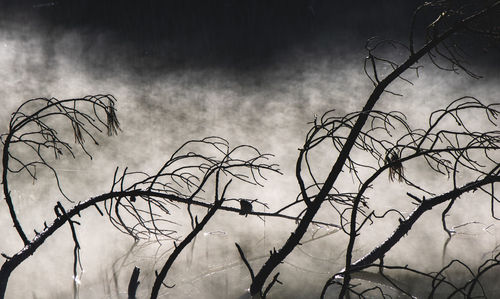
0,96,334,297
237,1,500,297
1,1,500,299
0,95,287,298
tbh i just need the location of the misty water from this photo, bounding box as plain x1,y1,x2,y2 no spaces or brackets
2,57,499,297
2,3,500,298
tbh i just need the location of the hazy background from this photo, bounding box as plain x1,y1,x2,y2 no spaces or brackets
1,1,499,298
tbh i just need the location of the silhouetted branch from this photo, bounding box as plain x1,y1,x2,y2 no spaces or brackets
327,176,500,297
150,177,231,299
127,266,140,299
235,243,255,280
262,272,282,298
1,95,119,246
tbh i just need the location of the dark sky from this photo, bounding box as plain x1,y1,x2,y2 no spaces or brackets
1,0,426,70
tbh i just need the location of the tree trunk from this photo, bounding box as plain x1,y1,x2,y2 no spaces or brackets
0,266,13,299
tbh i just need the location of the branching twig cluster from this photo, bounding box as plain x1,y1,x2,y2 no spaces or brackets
104,136,280,242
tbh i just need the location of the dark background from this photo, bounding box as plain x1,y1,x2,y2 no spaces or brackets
1,0,426,69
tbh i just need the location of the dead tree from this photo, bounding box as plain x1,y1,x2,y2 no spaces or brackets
2,2,500,299
0,95,338,298
0,96,288,298
238,1,500,297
